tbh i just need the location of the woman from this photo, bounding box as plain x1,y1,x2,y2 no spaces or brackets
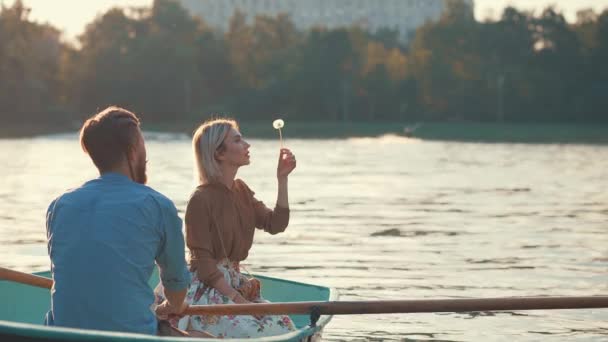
157,118,297,338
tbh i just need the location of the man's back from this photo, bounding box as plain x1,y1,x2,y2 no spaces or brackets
46,173,189,335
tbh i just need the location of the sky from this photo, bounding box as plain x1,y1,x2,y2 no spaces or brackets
4,0,608,40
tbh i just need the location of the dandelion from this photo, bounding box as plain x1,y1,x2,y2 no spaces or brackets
272,119,284,148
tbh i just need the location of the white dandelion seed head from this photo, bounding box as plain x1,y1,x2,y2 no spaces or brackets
273,119,285,129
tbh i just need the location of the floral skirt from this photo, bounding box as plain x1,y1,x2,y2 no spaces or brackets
154,259,296,338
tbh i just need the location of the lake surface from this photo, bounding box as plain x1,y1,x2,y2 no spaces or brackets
1,133,607,341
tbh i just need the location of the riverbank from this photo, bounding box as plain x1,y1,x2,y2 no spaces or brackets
148,121,608,144
2,122,608,144
0,124,73,139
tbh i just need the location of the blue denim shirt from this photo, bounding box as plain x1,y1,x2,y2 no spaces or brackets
45,173,190,335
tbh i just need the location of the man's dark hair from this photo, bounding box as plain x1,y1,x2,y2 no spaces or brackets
79,106,141,172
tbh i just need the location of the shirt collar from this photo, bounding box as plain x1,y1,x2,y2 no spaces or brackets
99,172,132,182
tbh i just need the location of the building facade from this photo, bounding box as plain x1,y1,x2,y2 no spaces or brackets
179,0,473,41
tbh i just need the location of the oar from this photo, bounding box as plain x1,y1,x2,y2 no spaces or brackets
2,267,607,317
0,266,53,289
185,296,608,316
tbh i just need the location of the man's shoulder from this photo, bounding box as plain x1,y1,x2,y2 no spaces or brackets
138,185,176,211
49,185,88,206
71,180,176,212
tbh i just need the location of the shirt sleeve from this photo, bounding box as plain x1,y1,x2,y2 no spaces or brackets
155,198,191,291
46,199,58,257
185,193,224,286
241,181,290,235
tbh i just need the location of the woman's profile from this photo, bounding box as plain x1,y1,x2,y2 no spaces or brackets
157,118,297,338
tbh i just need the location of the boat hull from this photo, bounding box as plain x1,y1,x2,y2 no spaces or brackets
0,270,336,341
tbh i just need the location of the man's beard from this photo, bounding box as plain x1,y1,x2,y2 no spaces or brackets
135,163,147,184
131,155,147,184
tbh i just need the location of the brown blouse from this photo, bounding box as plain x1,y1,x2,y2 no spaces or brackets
185,179,289,285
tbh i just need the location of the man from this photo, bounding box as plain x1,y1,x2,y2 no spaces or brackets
45,106,190,335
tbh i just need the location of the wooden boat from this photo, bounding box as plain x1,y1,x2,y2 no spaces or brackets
3,267,606,341
0,270,337,341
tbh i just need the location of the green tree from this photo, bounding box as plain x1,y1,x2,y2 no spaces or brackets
287,29,357,121
74,0,209,121
0,0,66,123
478,7,535,121
409,0,482,120
529,7,583,121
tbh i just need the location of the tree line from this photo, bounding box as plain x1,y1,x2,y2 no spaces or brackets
1,0,607,126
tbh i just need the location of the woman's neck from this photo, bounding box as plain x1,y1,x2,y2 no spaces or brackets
218,165,238,189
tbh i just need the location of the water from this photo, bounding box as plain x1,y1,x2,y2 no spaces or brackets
1,132,607,341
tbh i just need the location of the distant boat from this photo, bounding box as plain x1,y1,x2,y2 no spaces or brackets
402,123,422,137
0,270,337,342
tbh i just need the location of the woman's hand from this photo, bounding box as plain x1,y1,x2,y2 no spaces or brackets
277,148,296,179
232,293,265,320
232,292,250,304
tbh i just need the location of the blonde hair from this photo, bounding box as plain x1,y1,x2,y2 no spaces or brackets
192,118,239,184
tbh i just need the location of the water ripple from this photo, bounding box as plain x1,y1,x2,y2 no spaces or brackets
3,136,608,341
